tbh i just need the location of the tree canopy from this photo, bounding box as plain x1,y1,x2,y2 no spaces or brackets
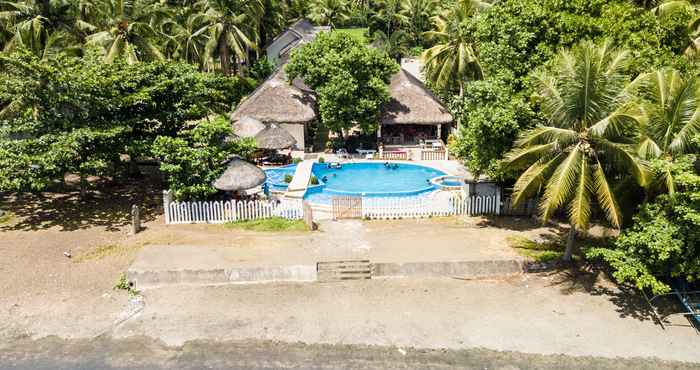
285,31,398,135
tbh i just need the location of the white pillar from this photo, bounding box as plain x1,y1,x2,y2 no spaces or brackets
437,124,442,140
377,124,382,139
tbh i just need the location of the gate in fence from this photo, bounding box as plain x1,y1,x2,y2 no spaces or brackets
332,196,363,219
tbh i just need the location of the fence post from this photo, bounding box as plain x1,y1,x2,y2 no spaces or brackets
495,186,501,216
444,147,449,161
163,190,172,224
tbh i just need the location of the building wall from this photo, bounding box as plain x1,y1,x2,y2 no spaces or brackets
280,123,305,151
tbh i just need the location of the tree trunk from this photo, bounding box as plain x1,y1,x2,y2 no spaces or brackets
79,173,87,199
563,225,577,262
219,30,230,76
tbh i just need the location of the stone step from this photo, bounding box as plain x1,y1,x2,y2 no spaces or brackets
317,260,372,282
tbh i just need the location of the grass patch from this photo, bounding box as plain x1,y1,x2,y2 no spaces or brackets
507,236,565,263
114,273,139,296
72,242,144,263
225,217,308,232
0,211,15,224
335,28,369,44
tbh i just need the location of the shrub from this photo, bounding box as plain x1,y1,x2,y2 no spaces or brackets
284,174,293,183
310,175,319,185
318,157,325,164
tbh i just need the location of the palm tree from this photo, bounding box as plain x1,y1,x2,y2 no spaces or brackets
0,0,79,56
372,29,409,61
421,0,483,97
309,0,350,29
629,68,700,195
503,40,649,261
198,0,261,75
161,9,210,66
84,0,170,64
370,0,407,34
400,0,437,46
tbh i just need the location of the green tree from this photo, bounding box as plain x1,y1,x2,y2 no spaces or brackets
285,31,398,136
151,116,256,200
587,155,700,294
448,76,539,177
0,50,254,195
629,68,700,195
421,0,483,97
309,0,350,28
502,40,649,261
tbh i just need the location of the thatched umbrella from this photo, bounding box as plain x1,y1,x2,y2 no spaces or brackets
213,157,266,192
254,123,297,150
232,116,265,138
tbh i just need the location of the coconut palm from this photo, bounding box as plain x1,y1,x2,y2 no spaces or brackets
421,0,483,97
629,68,700,195
372,29,409,61
503,40,649,261
0,0,79,56
198,0,261,75
309,0,350,28
84,0,170,64
400,0,437,46
161,9,210,66
369,0,407,34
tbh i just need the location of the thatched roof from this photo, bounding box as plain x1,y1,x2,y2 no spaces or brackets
233,116,266,138
381,69,453,125
230,68,316,124
254,123,297,149
213,157,266,191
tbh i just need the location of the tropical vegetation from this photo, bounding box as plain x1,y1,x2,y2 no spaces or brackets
1,0,700,293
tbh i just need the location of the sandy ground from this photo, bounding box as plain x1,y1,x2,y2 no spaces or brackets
1,187,698,366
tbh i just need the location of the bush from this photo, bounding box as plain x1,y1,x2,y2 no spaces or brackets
310,175,319,185
318,157,325,164
292,158,303,164
284,174,293,183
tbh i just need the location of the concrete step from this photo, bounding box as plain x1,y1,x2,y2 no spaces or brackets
317,260,372,282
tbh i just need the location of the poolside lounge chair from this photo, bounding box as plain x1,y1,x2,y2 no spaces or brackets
336,148,349,159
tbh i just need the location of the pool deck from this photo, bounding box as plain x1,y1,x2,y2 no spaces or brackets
285,160,314,199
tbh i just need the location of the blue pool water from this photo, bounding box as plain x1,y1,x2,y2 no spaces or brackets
265,162,446,204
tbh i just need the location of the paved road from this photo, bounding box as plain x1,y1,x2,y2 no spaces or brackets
1,336,697,370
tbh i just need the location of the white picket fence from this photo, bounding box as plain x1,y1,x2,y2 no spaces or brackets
361,193,501,219
163,191,304,224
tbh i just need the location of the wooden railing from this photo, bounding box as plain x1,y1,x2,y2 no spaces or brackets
421,150,447,161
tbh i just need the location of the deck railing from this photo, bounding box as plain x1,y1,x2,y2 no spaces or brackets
163,191,303,224
380,150,408,160
420,150,447,161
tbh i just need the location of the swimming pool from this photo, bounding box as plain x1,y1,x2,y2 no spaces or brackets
265,162,447,204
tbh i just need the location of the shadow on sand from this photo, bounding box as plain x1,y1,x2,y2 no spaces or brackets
1,179,162,232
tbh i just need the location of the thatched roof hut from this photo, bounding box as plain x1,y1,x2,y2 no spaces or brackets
381,69,452,125
254,123,297,149
213,157,266,192
230,68,316,124
233,116,266,138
